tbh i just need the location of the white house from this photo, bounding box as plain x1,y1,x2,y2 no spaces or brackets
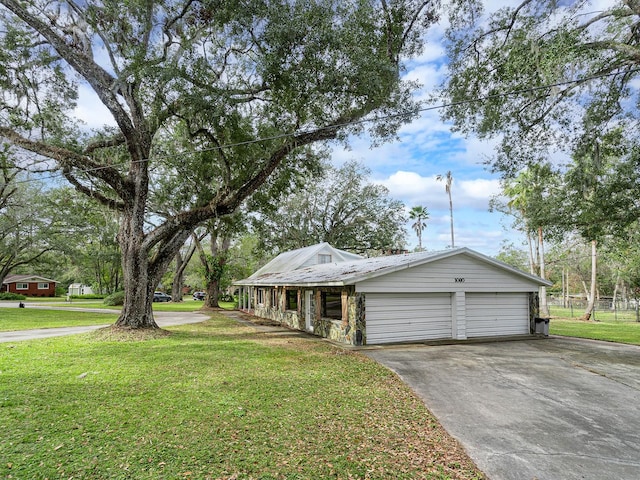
235,244,552,346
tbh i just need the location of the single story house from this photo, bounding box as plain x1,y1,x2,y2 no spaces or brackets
2,274,58,297
235,245,552,346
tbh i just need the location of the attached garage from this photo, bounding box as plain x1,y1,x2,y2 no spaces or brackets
366,293,452,344
465,293,530,338
236,245,551,346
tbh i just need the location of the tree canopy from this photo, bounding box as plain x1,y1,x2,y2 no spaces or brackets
442,0,640,175
252,160,407,255
0,0,438,327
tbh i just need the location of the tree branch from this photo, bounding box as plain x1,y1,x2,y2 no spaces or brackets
1,0,134,137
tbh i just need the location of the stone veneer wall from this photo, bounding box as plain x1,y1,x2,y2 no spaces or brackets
250,286,364,346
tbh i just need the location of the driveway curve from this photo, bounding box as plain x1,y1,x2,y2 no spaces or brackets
0,303,209,343
364,337,640,480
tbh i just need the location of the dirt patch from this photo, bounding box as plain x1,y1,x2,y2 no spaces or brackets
90,325,172,342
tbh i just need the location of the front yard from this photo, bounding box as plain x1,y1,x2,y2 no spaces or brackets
0,313,484,480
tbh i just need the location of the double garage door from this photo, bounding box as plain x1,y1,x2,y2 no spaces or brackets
365,292,529,345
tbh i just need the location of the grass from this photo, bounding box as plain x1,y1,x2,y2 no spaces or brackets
0,299,235,332
11,297,232,313
0,309,118,332
0,314,484,480
550,317,640,346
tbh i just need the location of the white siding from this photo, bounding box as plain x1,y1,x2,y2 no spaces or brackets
466,293,529,337
366,293,452,344
356,254,539,294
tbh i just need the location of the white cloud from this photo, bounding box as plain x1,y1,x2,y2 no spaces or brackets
377,170,499,211
74,84,116,130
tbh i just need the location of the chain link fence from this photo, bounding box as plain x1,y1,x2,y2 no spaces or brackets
546,297,640,322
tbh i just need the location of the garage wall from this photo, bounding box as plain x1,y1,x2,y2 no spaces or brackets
356,254,539,294
365,293,452,344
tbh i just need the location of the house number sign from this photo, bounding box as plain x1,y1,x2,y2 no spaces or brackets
454,277,465,283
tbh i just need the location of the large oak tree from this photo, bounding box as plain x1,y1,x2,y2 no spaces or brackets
441,0,640,176
0,0,437,328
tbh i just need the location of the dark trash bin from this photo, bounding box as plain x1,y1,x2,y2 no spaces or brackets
534,317,550,336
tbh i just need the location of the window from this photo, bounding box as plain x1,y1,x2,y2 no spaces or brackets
16,283,28,290
38,283,49,290
318,254,332,264
257,289,265,305
271,288,278,308
321,292,342,320
286,289,298,310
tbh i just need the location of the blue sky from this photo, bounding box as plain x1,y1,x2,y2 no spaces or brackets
330,13,517,256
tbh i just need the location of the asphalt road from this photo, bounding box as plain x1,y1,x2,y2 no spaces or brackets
364,337,640,480
0,302,209,343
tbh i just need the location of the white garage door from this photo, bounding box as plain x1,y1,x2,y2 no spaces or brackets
466,293,529,337
365,293,452,344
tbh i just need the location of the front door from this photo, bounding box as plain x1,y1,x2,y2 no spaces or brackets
304,290,314,332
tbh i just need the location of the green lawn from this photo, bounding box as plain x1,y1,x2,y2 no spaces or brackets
0,309,118,332
17,298,233,312
0,300,236,331
0,314,483,480
550,318,640,346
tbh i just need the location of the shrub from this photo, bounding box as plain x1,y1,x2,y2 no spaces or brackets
103,291,124,306
70,294,106,300
0,292,26,301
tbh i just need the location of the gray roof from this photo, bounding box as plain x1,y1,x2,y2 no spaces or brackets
235,247,552,287
249,242,363,278
3,274,58,284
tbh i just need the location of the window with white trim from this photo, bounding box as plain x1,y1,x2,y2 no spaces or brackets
16,283,28,290
38,283,49,290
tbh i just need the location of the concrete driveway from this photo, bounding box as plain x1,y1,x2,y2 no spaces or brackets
364,337,640,480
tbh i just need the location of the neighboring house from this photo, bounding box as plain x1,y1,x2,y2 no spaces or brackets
235,245,552,346
67,283,94,296
2,275,58,297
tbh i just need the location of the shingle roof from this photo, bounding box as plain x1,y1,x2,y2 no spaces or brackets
235,247,552,287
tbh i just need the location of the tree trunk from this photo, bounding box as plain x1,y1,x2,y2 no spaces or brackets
204,234,231,308
583,240,597,321
448,193,454,248
538,227,549,317
612,272,620,311
171,251,185,302
115,230,158,328
527,233,535,275
206,277,220,308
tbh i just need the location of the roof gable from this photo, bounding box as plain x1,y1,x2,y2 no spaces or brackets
249,242,363,278
3,274,58,284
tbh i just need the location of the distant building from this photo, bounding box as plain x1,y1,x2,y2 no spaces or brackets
3,275,58,297
67,283,94,296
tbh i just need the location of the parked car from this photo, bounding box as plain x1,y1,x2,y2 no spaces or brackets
193,291,206,301
153,291,172,302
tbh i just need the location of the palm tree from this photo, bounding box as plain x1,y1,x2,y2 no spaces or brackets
409,205,429,251
436,171,454,247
